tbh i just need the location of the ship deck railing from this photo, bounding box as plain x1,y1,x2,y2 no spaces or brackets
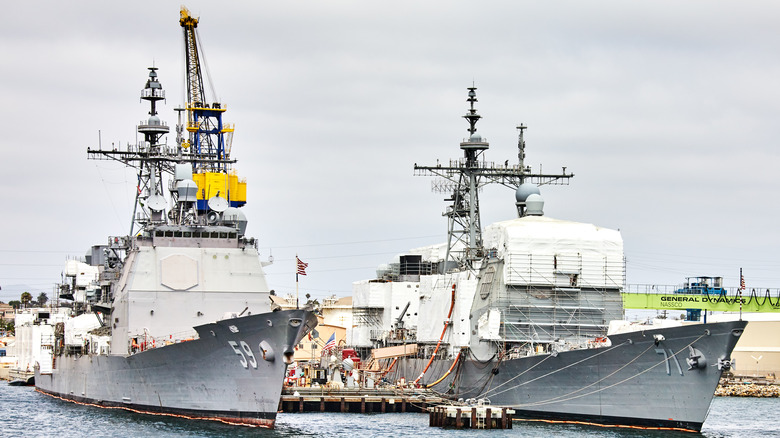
130,329,199,354
625,284,780,296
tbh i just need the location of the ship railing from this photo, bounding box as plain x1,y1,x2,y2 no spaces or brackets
141,88,165,99
501,321,606,345
504,252,624,289
125,141,179,157
130,329,199,354
137,119,169,128
623,284,679,294
152,329,199,346
369,329,384,341
624,284,780,297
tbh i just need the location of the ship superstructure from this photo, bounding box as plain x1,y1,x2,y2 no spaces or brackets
34,8,316,428
349,87,745,432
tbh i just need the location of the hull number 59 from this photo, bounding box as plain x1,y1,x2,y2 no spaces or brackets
229,340,259,369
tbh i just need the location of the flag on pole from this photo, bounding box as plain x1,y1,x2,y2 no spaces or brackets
322,333,336,352
739,268,744,321
297,257,308,276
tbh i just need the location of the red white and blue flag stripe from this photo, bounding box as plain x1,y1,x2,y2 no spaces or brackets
323,333,336,352
297,257,308,276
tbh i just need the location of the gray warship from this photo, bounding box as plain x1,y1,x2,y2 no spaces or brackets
34,8,316,427
350,87,745,432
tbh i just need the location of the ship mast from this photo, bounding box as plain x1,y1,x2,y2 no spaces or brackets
88,7,243,236
414,86,574,272
87,67,174,236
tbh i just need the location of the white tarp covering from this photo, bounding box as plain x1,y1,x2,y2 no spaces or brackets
406,243,448,263
478,308,502,340
65,260,99,288
11,309,69,374
416,271,476,348
64,313,101,346
349,280,421,347
483,216,623,289
352,280,385,309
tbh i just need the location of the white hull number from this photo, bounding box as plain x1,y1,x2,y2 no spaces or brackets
229,340,259,369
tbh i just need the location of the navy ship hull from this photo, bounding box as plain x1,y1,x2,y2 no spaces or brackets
35,309,316,427
389,320,745,432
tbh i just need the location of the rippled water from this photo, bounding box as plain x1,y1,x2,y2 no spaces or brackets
0,384,775,437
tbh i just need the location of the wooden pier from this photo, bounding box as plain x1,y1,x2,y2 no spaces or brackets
279,387,446,413
428,405,514,429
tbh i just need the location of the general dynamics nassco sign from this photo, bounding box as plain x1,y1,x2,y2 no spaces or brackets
621,293,780,312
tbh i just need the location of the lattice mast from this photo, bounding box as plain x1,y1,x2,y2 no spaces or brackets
87,67,174,236
88,9,244,236
414,86,574,272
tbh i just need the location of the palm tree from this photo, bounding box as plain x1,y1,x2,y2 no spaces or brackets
20,292,32,308
36,292,48,307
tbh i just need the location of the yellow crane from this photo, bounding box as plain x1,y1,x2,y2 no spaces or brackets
179,6,244,212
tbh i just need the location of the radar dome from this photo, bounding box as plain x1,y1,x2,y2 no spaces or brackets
525,193,544,216
470,133,482,142
223,207,248,235
515,182,541,203
176,179,197,202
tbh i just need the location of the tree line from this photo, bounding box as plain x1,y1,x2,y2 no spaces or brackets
3,291,49,310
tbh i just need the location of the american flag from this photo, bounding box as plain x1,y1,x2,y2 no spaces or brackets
740,269,745,290
322,333,336,352
296,256,308,276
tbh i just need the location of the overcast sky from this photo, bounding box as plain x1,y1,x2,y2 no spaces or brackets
1,1,779,304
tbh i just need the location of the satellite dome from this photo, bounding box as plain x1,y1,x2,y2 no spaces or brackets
525,193,545,216
148,115,161,126
515,182,540,202
223,207,239,221
470,133,482,142
222,207,248,235
176,179,197,202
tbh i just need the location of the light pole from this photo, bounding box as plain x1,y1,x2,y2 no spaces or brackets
750,355,763,377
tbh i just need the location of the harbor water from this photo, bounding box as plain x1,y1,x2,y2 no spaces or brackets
0,384,776,437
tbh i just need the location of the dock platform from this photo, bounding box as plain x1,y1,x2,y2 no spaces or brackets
279,387,446,413
428,405,515,429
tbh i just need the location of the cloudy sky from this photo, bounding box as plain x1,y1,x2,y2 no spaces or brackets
1,1,779,304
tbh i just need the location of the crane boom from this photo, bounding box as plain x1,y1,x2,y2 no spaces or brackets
180,7,204,106
178,6,245,212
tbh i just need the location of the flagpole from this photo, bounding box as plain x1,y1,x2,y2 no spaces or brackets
739,268,743,321
295,256,308,310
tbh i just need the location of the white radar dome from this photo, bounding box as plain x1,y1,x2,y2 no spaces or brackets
515,182,540,203
525,193,545,216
